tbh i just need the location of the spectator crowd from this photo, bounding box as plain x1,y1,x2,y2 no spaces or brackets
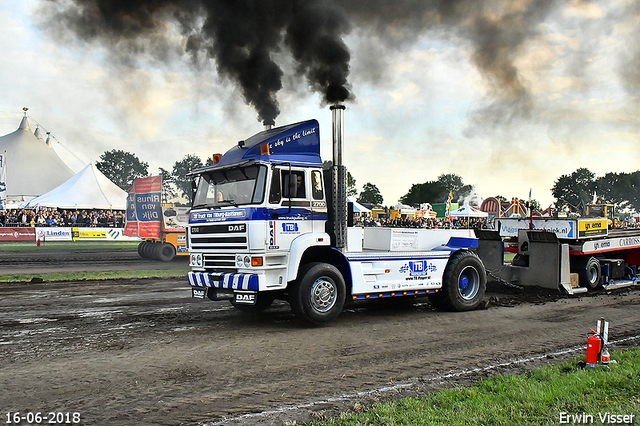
355,215,490,230
0,209,125,228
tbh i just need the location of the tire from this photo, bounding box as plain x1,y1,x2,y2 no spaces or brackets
578,257,601,289
140,241,153,259
230,293,276,313
137,241,147,258
290,262,346,325
150,242,162,260
157,243,176,262
429,250,486,311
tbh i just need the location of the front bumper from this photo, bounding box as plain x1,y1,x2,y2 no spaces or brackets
188,271,260,291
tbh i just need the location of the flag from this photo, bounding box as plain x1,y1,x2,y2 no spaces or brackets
445,191,453,220
0,153,6,211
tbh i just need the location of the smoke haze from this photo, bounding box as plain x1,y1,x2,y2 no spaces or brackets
38,0,638,125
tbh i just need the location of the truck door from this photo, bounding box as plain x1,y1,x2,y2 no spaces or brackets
267,167,313,250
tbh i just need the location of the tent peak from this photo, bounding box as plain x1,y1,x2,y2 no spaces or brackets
34,126,44,141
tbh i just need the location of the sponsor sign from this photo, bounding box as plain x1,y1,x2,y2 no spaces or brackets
498,218,577,239
72,227,140,241
36,227,72,241
0,227,35,242
578,218,608,238
124,176,162,238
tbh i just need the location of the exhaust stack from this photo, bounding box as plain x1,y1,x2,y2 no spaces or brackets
331,104,347,251
263,119,275,131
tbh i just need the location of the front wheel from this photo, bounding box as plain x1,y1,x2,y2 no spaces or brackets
290,263,346,325
429,250,486,311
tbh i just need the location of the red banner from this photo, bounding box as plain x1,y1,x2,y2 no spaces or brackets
0,227,36,241
134,176,162,193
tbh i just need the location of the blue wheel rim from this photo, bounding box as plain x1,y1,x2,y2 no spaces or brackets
458,266,480,300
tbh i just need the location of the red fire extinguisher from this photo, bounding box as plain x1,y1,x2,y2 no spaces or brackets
586,328,602,365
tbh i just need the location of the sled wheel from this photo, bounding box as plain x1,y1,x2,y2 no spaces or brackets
141,241,154,259
230,293,276,313
157,243,176,262
290,263,346,325
429,250,486,311
150,242,162,260
578,257,601,289
137,241,147,258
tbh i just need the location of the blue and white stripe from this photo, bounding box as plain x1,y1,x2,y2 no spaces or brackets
188,271,259,291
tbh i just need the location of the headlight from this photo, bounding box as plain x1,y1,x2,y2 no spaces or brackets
190,253,203,267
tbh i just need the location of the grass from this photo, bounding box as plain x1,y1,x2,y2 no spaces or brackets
0,241,189,282
0,241,140,251
309,347,640,426
0,269,189,283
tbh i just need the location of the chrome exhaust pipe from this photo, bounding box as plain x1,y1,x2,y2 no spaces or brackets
331,104,347,250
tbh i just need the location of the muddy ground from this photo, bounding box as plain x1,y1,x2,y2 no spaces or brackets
0,248,639,426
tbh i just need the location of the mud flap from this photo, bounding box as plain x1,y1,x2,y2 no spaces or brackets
234,291,257,305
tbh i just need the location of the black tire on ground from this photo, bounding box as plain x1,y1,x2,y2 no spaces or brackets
578,257,601,289
230,292,276,313
140,241,153,259
290,262,346,325
428,250,486,311
157,243,176,262
143,241,155,259
137,241,147,258
149,242,162,260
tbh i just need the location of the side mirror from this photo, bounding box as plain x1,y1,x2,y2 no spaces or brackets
283,174,297,198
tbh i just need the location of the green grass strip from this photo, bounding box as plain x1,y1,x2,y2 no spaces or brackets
0,269,188,283
0,241,140,251
310,347,640,426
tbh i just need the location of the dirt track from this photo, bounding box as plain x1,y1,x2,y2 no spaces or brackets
1,248,639,426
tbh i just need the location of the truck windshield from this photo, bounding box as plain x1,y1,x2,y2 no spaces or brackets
192,164,267,208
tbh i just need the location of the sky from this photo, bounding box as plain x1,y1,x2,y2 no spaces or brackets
0,0,638,209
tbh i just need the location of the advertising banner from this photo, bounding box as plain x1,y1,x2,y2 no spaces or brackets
124,176,162,239
0,227,36,242
36,227,72,241
72,227,141,241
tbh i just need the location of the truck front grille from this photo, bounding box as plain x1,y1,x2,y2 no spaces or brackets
189,222,248,272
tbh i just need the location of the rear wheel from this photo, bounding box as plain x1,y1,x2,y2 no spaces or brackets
290,263,346,325
577,257,601,289
158,243,176,262
429,250,486,311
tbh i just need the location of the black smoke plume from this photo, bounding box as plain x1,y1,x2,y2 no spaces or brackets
41,0,353,125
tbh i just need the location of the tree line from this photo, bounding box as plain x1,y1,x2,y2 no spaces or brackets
95,150,211,204
96,150,640,214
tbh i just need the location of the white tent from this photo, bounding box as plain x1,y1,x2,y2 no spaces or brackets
347,196,371,213
0,113,74,199
450,204,488,218
26,163,127,210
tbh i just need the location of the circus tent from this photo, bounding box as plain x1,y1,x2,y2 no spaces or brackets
0,111,75,200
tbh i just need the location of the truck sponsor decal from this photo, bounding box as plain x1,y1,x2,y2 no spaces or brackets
399,260,437,277
189,207,326,224
282,223,300,233
269,221,279,249
191,210,247,223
